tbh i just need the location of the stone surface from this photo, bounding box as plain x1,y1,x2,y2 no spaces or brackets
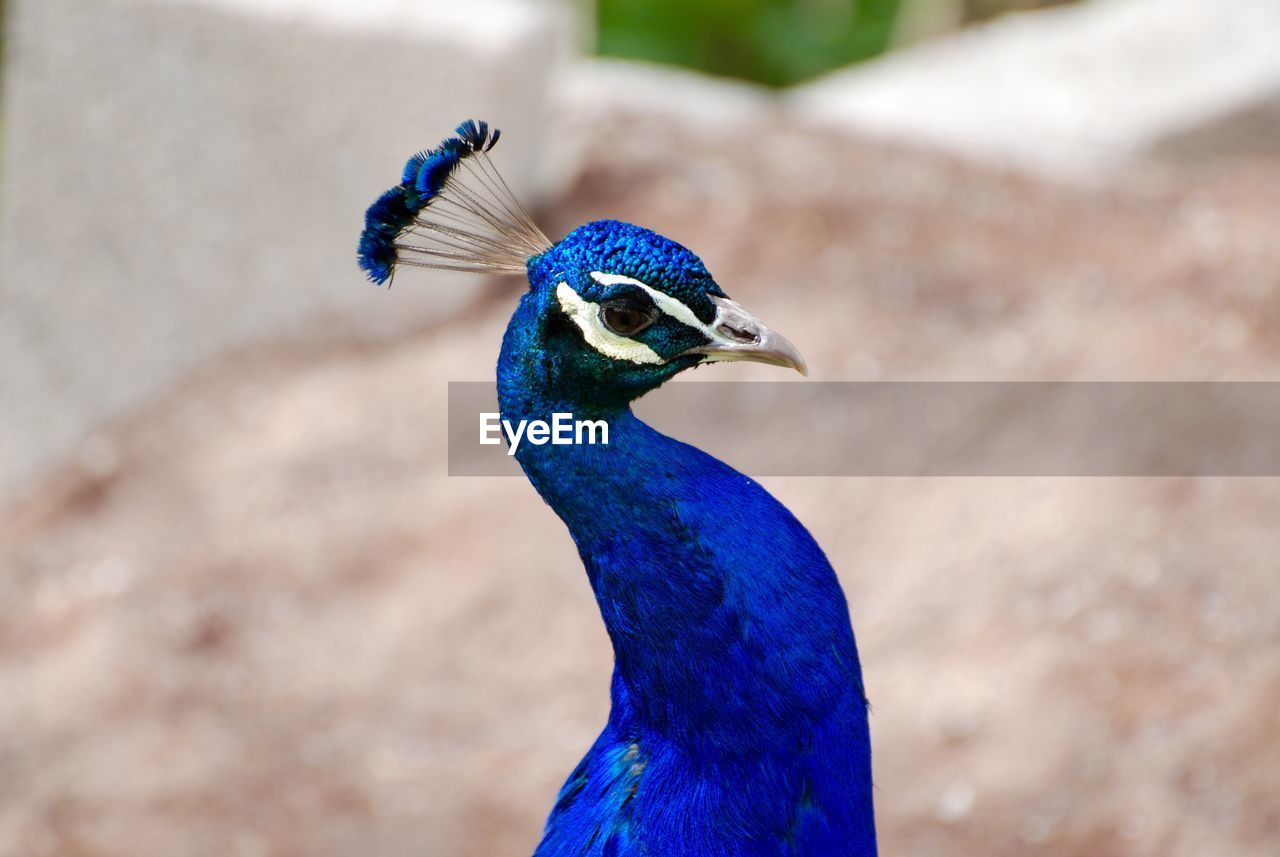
558,57,779,129
0,0,574,499
790,0,1280,178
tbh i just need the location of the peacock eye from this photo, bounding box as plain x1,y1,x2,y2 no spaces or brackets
600,301,658,336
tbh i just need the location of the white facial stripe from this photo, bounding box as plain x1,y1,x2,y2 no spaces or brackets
589,271,715,338
555,282,664,365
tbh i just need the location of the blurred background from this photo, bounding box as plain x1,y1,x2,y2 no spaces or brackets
2,0,1279,855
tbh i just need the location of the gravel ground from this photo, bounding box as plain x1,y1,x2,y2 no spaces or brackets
3,111,1279,857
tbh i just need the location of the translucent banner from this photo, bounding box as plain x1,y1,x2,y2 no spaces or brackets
447,382,1280,476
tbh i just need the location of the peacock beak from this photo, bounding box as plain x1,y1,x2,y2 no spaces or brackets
685,295,809,376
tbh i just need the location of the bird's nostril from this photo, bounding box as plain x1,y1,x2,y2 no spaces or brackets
717,321,759,344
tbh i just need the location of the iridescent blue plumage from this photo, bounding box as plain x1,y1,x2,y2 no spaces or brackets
502,234,876,856
531,221,725,323
357,120,539,284
358,122,875,855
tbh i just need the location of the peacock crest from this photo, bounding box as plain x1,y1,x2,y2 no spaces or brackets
357,120,551,284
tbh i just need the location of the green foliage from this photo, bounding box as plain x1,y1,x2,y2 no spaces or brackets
594,0,1082,87
596,0,902,88
960,0,1077,22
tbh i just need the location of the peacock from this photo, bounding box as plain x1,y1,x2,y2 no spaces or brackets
358,121,876,856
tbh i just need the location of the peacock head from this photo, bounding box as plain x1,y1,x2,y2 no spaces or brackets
358,121,805,410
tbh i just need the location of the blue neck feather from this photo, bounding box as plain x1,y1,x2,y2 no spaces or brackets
498,287,877,856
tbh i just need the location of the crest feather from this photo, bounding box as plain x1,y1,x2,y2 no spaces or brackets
357,120,551,285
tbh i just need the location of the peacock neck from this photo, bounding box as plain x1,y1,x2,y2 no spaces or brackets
497,299,875,850
498,317,862,760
